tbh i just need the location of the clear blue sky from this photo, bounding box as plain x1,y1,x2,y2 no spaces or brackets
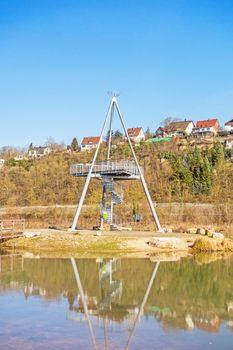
1,0,233,147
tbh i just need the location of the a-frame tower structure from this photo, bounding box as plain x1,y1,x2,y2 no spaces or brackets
70,95,162,232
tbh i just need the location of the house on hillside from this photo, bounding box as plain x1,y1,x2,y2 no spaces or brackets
127,127,145,143
225,119,233,133
192,118,220,137
28,146,52,159
80,136,101,151
225,136,233,149
14,154,27,161
0,159,5,169
154,127,167,138
155,120,194,138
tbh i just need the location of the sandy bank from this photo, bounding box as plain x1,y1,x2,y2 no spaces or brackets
1,229,233,259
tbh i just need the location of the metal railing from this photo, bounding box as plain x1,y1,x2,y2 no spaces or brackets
112,182,124,201
70,160,143,177
0,219,25,240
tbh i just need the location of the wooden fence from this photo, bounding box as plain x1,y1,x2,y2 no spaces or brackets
0,219,25,240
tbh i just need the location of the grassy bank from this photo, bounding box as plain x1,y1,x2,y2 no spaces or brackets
1,232,130,256
1,203,233,236
2,229,233,258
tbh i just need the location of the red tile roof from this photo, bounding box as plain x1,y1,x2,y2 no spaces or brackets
196,119,219,128
81,136,100,145
127,127,143,137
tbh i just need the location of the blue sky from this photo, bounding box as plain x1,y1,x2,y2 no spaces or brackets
1,0,233,147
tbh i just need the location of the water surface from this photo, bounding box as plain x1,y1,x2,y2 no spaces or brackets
0,253,233,349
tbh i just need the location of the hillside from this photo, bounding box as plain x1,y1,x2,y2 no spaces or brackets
0,139,233,230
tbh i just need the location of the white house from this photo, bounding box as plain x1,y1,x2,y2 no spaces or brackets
0,159,5,168
14,155,27,161
193,119,220,137
28,146,52,159
225,119,233,133
155,120,194,138
127,127,145,143
80,136,101,151
225,137,233,149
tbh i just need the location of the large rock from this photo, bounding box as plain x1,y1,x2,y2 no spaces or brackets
24,231,42,238
206,229,214,238
148,237,188,250
213,232,224,240
196,228,206,235
187,228,197,234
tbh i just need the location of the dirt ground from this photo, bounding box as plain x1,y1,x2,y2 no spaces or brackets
0,228,220,258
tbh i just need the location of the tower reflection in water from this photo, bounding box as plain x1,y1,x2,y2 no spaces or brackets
0,254,233,350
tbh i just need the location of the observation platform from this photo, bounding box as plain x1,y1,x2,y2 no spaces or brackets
70,160,143,180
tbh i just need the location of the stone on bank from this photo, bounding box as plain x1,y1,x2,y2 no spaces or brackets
148,237,188,251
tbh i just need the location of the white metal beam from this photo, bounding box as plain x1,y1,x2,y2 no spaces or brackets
70,98,114,231
125,261,160,350
114,100,162,231
71,258,98,350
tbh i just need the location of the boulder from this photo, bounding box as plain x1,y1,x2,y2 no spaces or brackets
187,228,197,234
213,232,224,240
199,228,206,236
23,231,41,238
206,229,214,238
148,237,188,250
163,227,173,233
94,231,102,236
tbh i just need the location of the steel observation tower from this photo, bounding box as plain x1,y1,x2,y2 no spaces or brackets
70,95,162,232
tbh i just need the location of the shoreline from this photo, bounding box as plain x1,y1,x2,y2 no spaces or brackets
1,229,233,259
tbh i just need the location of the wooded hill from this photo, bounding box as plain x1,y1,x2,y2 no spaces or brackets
1,139,233,205
0,139,233,229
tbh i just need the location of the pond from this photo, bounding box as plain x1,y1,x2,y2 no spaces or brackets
0,253,233,349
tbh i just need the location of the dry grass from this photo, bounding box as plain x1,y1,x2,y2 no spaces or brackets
1,203,233,236
193,237,233,252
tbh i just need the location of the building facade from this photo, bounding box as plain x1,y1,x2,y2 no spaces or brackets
225,119,233,133
28,146,52,159
127,127,145,143
80,137,101,151
193,119,220,137
155,120,194,138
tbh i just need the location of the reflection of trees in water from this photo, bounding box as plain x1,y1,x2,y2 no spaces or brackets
1,255,233,332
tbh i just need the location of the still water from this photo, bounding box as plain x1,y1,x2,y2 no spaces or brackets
0,253,233,350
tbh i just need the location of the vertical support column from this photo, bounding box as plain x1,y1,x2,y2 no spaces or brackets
100,182,107,230
110,181,114,227
70,99,114,232
114,100,162,232
107,108,113,161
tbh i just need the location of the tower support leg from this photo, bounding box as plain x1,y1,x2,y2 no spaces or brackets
100,183,107,230
114,101,162,232
70,99,114,232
